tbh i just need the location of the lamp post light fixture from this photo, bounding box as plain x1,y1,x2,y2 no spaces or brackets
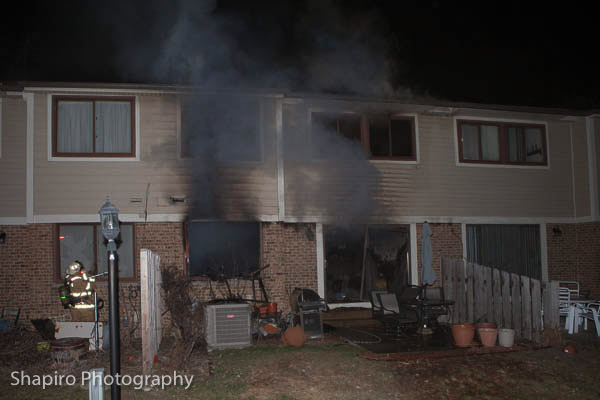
99,195,121,400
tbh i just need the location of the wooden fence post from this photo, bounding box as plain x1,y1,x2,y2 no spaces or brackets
531,279,542,342
501,271,511,329
492,268,503,327
521,276,532,340
511,273,522,338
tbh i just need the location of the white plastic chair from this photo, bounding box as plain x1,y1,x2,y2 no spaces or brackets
559,281,580,298
559,287,572,329
579,303,600,337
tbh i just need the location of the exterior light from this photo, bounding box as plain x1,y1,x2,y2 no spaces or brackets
99,196,120,241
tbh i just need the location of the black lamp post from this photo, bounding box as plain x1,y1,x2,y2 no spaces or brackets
99,196,121,400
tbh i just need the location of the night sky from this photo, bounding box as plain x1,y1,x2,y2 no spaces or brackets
2,0,598,109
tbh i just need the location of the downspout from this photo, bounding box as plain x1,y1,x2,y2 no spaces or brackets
569,122,577,219
586,116,599,220
23,92,34,224
276,98,285,221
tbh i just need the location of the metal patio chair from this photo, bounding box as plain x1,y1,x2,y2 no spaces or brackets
375,292,418,337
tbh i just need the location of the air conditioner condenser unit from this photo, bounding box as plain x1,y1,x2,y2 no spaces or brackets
205,303,251,351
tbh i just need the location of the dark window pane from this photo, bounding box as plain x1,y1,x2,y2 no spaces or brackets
181,96,262,161
466,224,541,279
97,224,134,278
390,119,413,157
188,222,260,277
369,116,389,156
338,116,361,143
311,113,338,158
59,225,95,277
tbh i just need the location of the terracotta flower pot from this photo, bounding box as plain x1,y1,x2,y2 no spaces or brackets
474,322,497,339
452,323,475,347
478,327,498,347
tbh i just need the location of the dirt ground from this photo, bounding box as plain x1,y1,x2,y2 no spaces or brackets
1,329,599,400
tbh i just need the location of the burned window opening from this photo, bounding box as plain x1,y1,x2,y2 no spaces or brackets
180,96,263,162
187,221,260,278
324,224,410,303
311,112,416,160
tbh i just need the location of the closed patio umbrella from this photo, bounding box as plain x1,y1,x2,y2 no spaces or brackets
421,222,436,286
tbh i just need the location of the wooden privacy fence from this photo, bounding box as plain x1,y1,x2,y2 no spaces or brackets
441,255,559,342
141,249,163,377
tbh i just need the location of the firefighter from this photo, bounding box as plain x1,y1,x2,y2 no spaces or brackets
62,261,96,310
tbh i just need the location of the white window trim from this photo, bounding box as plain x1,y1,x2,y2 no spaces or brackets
0,97,3,158
308,108,420,164
177,95,265,164
453,115,550,169
46,93,140,162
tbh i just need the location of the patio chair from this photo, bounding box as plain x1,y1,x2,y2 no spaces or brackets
579,303,600,337
421,286,451,325
559,281,580,297
375,292,418,336
370,290,389,315
559,287,572,329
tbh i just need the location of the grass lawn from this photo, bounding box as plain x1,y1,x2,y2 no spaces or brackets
2,333,600,399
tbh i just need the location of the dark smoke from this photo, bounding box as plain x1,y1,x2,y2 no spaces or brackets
138,0,396,220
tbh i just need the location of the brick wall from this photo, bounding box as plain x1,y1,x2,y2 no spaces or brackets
261,222,318,313
547,222,600,299
0,221,318,333
416,223,463,287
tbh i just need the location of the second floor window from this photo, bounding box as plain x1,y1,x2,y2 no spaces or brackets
457,120,547,165
181,96,262,161
52,96,135,157
311,112,417,161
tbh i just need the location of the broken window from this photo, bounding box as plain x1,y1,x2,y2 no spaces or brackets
180,96,262,161
310,112,362,158
310,112,416,160
466,224,541,279
187,221,260,278
324,224,410,303
368,116,416,159
57,223,135,280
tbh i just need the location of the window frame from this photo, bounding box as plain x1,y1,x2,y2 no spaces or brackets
54,222,137,282
456,119,548,166
309,109,418,162
52,95,136,158
184,220,263,280
177,95,265,163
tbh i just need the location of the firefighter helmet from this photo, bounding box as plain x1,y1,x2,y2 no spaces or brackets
67,261,83,275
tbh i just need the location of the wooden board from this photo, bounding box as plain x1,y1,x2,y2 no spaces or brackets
484,266,494,323
473,263,485,323
501,271,512,329
442,256,455,323
521,276,532,341
141,249,162,378
511,273,522,339
465,262,474,323
531,279,542,343
543,281,560,329
458,260,467,323
492,268,503,327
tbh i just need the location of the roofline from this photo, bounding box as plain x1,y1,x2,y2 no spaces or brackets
3,80,599,116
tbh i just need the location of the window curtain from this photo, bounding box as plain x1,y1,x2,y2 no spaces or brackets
466,224,541,280
57,101,93,153
507,127,525,162
480,125,499,160
95,101,131,153
525,128,543,162
461,124,479,160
